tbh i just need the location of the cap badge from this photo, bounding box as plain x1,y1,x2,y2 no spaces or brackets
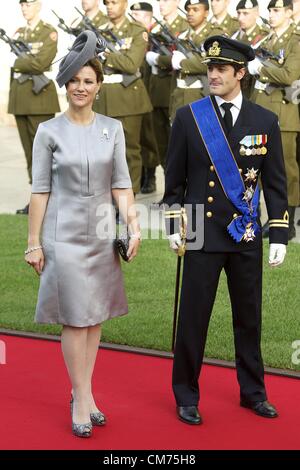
245,0,253,8
208,41,221,57
275,0,284,7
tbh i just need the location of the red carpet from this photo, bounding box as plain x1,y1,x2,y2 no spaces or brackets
0,334,299,450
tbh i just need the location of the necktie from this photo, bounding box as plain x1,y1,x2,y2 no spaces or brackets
221,102,233,133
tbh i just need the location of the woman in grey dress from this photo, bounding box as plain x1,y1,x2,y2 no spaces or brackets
24,32,141,438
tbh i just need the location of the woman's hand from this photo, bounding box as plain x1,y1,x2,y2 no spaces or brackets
126,237,140,262
25,248,45,275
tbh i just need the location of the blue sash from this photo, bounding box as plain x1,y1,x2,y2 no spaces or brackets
190,96,259,243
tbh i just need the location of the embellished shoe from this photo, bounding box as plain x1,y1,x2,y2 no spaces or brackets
70,396,92,438
90,410,106,426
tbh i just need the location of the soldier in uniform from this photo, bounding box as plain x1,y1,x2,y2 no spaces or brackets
232,0,270,99
71,0,108,30
130,2,159,194
248,0,300,240
146,0,188,172
169,0,211,121
93,0,152,194
164,36,288,425
233,0,270,44
8,0,60,214
209,0,239,37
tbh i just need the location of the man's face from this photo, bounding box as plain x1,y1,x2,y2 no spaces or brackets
131,10,151,26
159,0,180,18
20,1,41,22
105,0,127,21
237,8,259,30
269,7,292,28
207,64,245,98
81,0,99,13
211,0,229,17
187,4,208,28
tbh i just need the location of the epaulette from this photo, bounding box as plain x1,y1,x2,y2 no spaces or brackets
42,21,56,31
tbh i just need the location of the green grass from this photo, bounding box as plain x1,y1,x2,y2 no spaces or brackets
0,215,299,370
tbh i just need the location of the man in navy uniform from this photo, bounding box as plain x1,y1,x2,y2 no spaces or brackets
163,36,289,425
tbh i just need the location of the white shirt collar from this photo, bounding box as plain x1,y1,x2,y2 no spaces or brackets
215,91,243,112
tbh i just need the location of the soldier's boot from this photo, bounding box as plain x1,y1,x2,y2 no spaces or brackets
141,168,156,194
16,203,29,215
288,206,296,240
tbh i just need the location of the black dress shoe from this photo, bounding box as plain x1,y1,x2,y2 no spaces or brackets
176,406,202,425
16,203,29,215
240,399,278,418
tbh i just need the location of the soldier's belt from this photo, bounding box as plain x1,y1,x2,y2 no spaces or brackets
103,74,123,84
103,70,142,87
254,80,267,91
177,78,203,89
13,71,53,80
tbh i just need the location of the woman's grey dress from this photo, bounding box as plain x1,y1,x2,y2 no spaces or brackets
31,113,132,327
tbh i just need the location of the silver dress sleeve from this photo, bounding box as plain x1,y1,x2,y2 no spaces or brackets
31,123,53,193
111,121,132,189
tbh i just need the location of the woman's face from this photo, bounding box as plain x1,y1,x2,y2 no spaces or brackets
66,66,100,109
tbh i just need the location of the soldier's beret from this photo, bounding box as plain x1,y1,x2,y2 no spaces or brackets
19,0,38,3
268,0,292,8
236,0,258,10
56,30,105,88
130,2,153,12
184,0,209,10
203,35,255,66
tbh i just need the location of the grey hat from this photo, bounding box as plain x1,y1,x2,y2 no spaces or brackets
56,30,106,88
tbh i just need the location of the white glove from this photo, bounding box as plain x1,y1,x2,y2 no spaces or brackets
146,51,159,67
247,57,263,76
171,50,186,70
168,233,182,252
269,243,286,267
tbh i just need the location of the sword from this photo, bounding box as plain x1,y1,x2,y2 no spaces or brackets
172,254,182,352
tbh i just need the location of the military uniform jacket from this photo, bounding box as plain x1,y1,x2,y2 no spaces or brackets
8,20,60,115
163,96,289,252
72,9,108,30
169,23,212,119
251,25,300,132
94,18,152,117
208,14,239,37
231,23,269,45
149,15,188,108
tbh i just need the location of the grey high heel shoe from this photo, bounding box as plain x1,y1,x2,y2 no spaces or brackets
90,410,106,426
70,396,92,438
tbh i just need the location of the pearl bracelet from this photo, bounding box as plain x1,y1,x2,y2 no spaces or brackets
24,245,43,255
129,232,141,241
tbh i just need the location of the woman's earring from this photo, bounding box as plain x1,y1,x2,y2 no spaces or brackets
96,93,99,101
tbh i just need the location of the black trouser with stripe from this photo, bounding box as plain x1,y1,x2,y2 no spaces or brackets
172,247,267,406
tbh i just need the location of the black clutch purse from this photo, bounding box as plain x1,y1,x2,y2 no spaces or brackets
114,230,130,262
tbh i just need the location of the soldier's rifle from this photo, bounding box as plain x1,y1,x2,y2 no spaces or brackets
0,28,50,94
153,16,201,59
51,10,82,37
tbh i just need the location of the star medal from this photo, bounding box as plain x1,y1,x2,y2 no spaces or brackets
242,185,254,202
244,167,258,183
242,223,256,242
